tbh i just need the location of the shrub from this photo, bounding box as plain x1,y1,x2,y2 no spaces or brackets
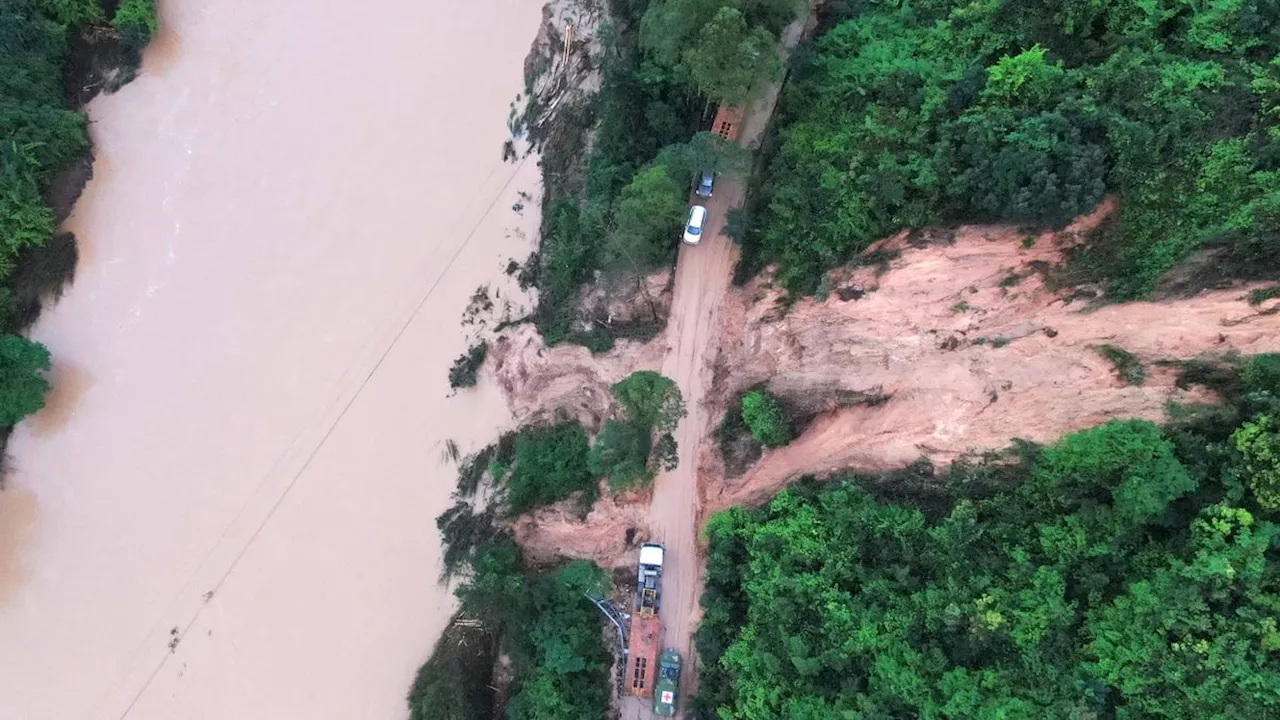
588,418,653,491
1232,415,1280,510
448,342,487,390
113,0,158,52
1095,344,1145,385
0,334,51,426
503,422,594,514
1242,354,1280,396
740,389,791,447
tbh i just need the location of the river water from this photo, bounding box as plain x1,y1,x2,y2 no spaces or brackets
0,0,542,717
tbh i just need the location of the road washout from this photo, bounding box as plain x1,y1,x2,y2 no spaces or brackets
493,196,1280,568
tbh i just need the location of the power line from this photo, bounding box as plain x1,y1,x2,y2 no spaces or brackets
111,153,531,719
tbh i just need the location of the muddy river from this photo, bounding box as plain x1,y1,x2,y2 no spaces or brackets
0,0,542,717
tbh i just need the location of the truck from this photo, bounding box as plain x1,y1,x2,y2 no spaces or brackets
636,543,663,617
653,648,682,717
625,543,665,697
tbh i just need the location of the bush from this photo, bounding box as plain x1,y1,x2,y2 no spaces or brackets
0,334,51,426
113,0,158,52
406,621,497,720
502,422,594,514
448,342,487,390
740,389,791,447
1232,415,1280,510
588,371,687,490
1094,344,1145,385
588,418,653,491
1243,354,1280,396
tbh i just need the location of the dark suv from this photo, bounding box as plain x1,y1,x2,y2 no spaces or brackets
694,170,715,199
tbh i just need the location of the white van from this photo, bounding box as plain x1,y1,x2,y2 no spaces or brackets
683,205,708,245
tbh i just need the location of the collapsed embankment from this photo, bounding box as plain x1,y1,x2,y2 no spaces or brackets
492,199,1280,565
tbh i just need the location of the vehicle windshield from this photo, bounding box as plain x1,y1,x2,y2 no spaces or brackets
661,665,680,679
686,224,701,235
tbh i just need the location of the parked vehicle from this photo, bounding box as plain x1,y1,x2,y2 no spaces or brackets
694,170,715,198
683,205,707,245
636,543,663,618
627,544,665,698
653,648,682,717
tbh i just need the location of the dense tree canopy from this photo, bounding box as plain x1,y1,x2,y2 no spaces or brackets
749,0,1280,296
589,371,686,490
500,421,595,515
694,355,1280,719
681,6,781,104
641,0,795,102
533,0,792,347
411,524,612,720
604,164,688,273
0,334,50,425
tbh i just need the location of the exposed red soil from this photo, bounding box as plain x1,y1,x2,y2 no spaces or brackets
495,199,1280,567
489,324,666,431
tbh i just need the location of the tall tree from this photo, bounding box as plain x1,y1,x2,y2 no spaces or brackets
0,334,50,426
602,164,686,274
682,6,780,104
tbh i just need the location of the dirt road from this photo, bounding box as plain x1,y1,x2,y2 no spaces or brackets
617,8,813,718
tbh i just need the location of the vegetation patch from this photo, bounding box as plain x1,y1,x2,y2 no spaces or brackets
589,371,686,491
740,389,791,447
716,392,763,478
497,421,595,515
414,432,617,720
1094,344,1146,385
1249,286,1280,306
693,358,1280,718
420,503,612,720
406,619,499,720
747,0,1280,299
448,342,488,390
0,0,159,444
528,0,792,347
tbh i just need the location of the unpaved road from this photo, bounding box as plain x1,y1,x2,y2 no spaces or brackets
0,1,542,718
618,7,813,718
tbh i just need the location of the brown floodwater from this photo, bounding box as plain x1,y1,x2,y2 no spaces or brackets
0,0,542,717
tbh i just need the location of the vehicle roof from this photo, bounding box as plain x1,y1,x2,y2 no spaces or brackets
688,205,708,221
639,544,664,566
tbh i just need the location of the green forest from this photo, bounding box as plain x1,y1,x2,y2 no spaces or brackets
743,0,1280,297
529,0,793,348
0,0,156,431
408,523,613,720
694,354,1280,718
408,451,615,720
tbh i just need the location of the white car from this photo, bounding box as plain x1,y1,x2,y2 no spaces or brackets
683,205,707,245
